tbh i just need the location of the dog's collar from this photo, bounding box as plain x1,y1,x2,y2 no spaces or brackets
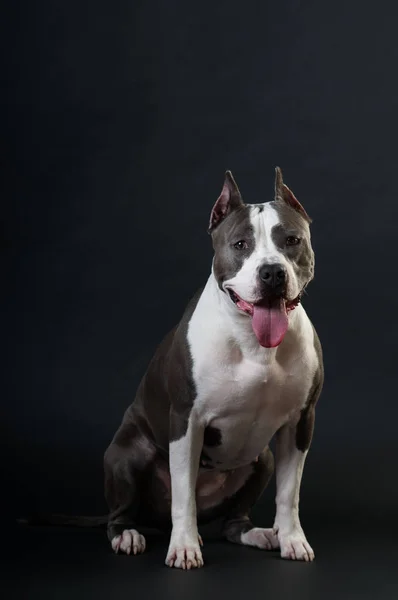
285,291,303,313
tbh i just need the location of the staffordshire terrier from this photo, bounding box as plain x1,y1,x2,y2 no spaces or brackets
104,167,323,568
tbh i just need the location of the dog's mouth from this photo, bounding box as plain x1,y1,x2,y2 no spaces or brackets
226,288,302,348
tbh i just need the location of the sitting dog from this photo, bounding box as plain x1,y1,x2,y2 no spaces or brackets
104,167,323,568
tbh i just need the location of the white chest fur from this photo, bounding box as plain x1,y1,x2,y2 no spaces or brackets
187,276,318,469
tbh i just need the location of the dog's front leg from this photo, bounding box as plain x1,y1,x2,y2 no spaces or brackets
165,410,204,569
273,414,315,562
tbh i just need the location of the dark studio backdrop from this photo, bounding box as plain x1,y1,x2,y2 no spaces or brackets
3,0,398,534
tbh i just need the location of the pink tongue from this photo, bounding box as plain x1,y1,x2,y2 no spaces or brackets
252,298,289,348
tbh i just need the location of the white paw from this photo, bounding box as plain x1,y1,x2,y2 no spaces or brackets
111,529,146,555
277,529,315,562
165,532,204,569
241,527,280,550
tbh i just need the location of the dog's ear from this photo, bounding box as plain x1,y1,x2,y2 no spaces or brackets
275,167,312,223
208,171,244,233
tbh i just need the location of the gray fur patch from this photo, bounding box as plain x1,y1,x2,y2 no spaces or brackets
270,200,315,294
133,288,203,447
212,205,255,291
296,324,324,452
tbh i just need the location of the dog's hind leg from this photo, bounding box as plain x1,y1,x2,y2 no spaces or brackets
221,447,279,551
104,418,156,555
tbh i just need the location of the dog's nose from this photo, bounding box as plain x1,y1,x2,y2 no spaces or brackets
259,263,286,291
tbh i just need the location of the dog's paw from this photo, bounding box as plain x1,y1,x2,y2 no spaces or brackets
165,533,204,569
241,527,280,550
277,529,314,562
111,529,146,555
165,544,204,570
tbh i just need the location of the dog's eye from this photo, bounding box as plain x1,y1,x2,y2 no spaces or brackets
286,236,300,246
234,240,248,250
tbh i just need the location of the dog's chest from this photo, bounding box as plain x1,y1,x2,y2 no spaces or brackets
187,288,316,468
193,345,308,468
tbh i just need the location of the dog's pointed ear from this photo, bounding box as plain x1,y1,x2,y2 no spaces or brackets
208,171,244,233
275,167,312,223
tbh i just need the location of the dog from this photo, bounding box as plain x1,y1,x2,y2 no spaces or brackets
104,167,324,569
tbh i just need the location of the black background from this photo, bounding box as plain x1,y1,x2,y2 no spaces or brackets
3,1,398,596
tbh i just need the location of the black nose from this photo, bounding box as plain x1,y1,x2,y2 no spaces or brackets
259,263,287,292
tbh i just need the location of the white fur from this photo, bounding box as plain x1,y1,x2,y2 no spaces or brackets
187,274,318,469
166,416,204,569
273,425,315,561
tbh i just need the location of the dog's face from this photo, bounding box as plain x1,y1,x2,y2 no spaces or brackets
209,168,314,348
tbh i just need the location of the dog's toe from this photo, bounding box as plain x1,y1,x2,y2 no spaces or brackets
166,541,204,569
241,527,280,550
279,532,314,562
111,529,146,555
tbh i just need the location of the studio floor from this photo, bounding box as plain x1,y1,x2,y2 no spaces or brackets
8,521,398,600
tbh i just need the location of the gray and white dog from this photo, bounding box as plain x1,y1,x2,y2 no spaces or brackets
104,167,323,569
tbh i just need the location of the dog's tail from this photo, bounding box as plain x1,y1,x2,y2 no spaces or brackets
17,513,108,528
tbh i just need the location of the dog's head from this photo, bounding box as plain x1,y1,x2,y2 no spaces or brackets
209,168,314,348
